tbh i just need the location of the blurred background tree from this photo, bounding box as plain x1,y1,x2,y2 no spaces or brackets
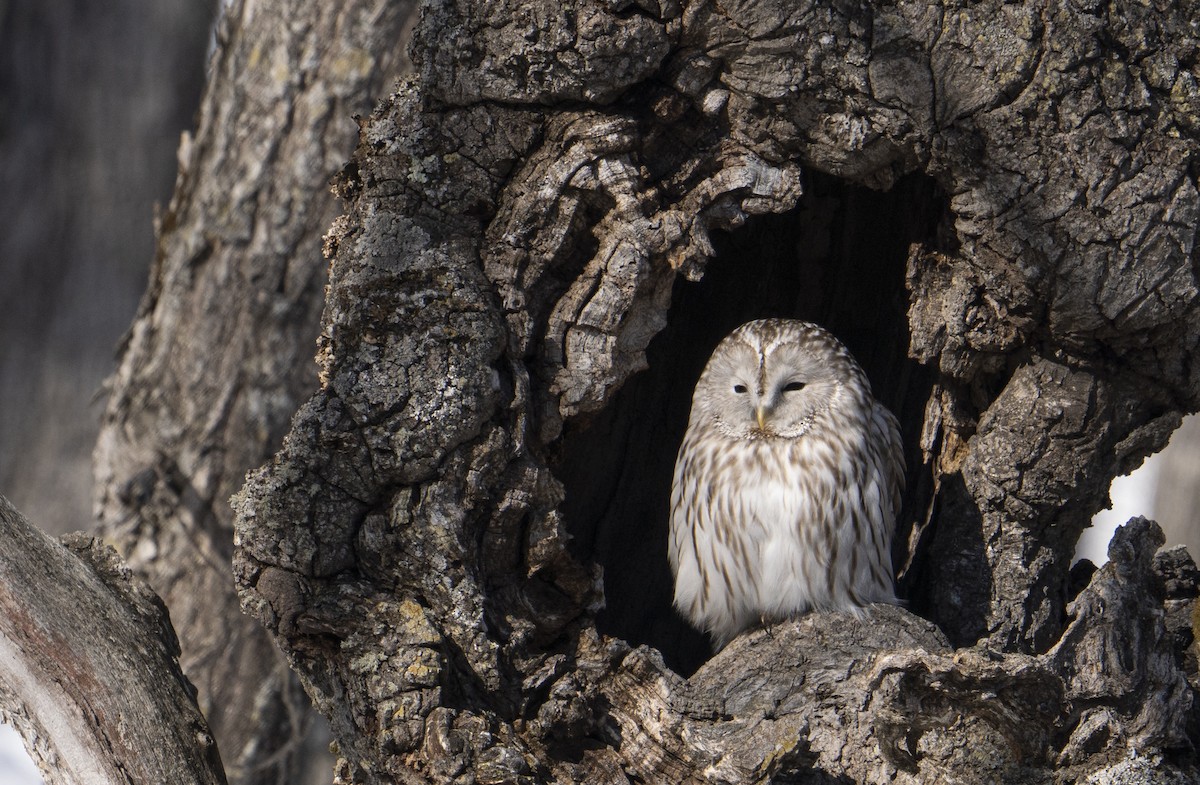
0,0,216,534
0,0,415,781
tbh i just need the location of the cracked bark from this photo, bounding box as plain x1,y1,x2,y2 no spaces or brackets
78,0,1200,782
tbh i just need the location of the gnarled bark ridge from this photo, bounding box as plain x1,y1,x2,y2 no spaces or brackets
233,1,1200,782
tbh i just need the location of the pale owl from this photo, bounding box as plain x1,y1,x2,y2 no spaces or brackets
668,319,903,649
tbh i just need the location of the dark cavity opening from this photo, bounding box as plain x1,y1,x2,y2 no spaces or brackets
554,171,947,674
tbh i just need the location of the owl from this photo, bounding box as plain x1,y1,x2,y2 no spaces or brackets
668,319,904,649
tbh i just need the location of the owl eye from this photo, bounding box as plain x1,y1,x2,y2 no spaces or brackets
782,381,806,392
733,384,748,394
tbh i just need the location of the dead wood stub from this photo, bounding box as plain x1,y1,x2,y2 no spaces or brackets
0,497,227,785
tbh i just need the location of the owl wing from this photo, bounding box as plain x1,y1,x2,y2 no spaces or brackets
668,431,763,647
851,401,904,599
870,402,905,524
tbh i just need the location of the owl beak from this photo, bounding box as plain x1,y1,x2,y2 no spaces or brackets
755,405,766,431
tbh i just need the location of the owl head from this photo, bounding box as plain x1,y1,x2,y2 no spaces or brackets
690,319,869,440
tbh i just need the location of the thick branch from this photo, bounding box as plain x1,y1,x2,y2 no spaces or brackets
0,496,225,785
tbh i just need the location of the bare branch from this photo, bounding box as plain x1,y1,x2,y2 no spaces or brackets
0,496,226,785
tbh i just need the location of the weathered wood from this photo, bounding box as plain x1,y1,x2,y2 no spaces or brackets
0,496,226,785
91,0,417,781
232,0,1200,782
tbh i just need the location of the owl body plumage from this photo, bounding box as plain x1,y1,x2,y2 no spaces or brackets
668,319,903,649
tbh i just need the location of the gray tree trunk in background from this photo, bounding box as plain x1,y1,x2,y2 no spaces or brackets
90,0,416,782
224,1,1200,783
0,0,215,535
1156,414,1200,558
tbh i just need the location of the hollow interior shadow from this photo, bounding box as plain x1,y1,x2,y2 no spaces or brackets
554,171,946,674
902,472,992,647
772,770,856,785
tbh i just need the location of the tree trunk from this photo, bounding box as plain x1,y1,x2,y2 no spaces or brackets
229,0,1200,782
91,0,417,782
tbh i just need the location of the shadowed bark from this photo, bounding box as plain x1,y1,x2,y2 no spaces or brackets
227,0,1200,783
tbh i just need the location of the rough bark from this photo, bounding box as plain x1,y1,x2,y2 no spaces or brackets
230,0,1200,782
91,0,417,782
0,496,226,785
